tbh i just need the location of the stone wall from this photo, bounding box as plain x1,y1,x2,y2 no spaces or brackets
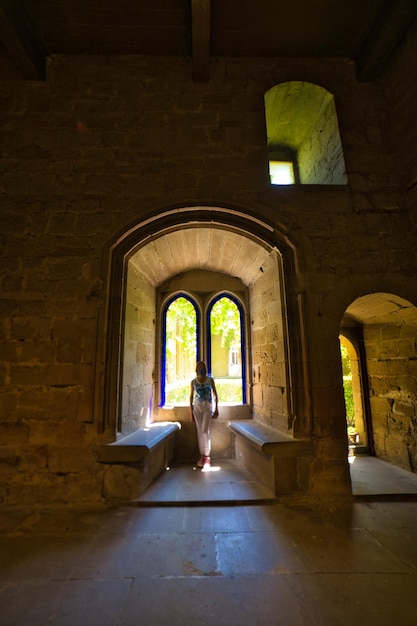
250,250,289,430
368,21,417,471
382,20,417,223
365,322,417,472
0,49,416,505
121,262,155,435
298,96,346,185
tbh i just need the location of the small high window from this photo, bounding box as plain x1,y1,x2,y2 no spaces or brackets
269,160,296,185
264,81,347,185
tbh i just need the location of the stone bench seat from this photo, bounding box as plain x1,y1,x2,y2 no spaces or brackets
98,422,180,463
98,422,181,503
228,420,313,496
229,420,313,458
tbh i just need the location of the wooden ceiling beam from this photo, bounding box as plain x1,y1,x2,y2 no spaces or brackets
355,0,417,82
191,0,211,82
0,0,46,80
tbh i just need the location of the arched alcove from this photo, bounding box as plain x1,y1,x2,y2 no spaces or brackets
264,81,347,185
98,206,312,445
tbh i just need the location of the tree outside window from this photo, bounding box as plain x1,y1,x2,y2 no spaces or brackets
209,296,243,404
164,296,197,404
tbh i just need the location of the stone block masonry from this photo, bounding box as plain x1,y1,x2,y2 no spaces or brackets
0,49,416,505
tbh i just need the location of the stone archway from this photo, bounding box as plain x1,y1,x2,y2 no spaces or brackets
342,292,417,473
97,205,312,443
339,333,368,449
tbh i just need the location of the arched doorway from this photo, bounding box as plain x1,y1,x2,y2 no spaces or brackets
339,333,370,454
341,292,417,474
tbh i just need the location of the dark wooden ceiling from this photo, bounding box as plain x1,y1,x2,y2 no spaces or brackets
1,0,416,82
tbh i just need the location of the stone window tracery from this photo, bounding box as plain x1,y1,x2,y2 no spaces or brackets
160,291,247,406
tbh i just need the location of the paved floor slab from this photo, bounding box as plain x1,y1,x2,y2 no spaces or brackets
134,460,275,505
349,455,417,497
1,457,417,625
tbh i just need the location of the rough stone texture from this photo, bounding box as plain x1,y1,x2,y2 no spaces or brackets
365,322,417,472
382,20,417,225
0,47,417,505
251,249,289,430
121,263,155,434
298,92,346,184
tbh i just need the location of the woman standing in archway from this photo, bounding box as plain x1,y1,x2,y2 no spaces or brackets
190,361,219,469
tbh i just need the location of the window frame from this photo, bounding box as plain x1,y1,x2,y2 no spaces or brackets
160,292,200,406
160,290,248,407
269,159,297,185
206,292,247,405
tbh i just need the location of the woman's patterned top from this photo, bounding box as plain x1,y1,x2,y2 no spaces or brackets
193,377,213,402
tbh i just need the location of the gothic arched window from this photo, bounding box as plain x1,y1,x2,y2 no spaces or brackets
161,294,199,406
207,294,246,405
160,292,247,406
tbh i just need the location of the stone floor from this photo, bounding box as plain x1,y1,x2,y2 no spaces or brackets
1,456,417,625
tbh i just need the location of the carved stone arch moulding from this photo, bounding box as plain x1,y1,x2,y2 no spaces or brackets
95,205,311,436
